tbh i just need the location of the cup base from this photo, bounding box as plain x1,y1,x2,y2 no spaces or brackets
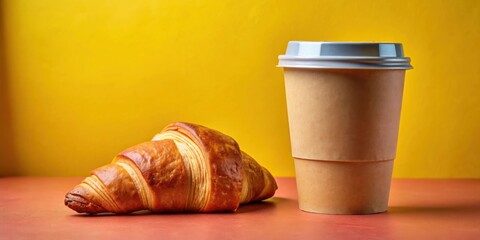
294,158,394,215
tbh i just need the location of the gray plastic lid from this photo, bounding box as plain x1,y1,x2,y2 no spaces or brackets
278,41,412,69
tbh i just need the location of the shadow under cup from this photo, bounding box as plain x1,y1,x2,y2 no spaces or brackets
278,42,412,214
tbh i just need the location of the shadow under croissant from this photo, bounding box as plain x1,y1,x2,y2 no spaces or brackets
70,197,292,217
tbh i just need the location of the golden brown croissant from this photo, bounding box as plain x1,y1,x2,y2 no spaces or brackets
64,122,277,214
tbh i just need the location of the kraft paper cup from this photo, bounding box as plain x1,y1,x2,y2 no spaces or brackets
278,41,412,214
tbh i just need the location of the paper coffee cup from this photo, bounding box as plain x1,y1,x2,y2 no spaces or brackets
278,42,412,214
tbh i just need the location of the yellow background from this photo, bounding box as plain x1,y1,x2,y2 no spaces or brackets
0,0,479,178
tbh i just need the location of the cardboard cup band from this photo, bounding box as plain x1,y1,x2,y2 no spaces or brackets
294,158,394,214
284,68,405,161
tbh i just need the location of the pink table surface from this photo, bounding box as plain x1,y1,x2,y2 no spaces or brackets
1,177,479,240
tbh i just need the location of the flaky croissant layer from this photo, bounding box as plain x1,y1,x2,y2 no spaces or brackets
65,122,277,214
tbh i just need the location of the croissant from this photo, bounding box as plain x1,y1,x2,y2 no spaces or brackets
64,122,277,214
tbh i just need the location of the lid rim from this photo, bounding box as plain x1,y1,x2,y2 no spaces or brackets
278,55,411,60
277,65,413,70
278,56,411,63
278,60,412,70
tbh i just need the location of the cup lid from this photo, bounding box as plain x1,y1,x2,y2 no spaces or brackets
278,41,412,69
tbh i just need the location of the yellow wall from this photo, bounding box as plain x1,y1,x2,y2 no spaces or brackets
0,0,479,177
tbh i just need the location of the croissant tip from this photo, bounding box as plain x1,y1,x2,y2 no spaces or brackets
64,193,106,214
